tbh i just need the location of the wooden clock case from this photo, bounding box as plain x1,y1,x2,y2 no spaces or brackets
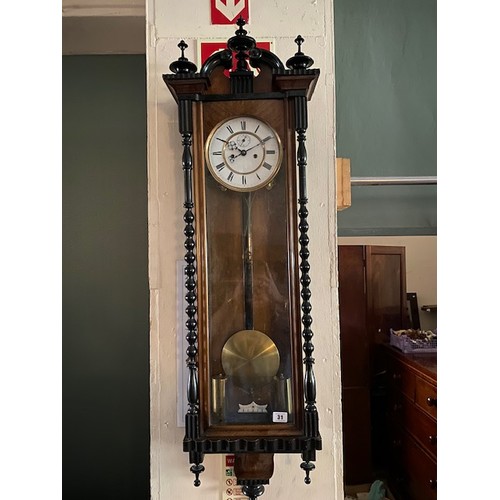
163,18,321,498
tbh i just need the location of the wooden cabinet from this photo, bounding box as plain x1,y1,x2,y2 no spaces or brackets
383,345,437,500
338,245,407,485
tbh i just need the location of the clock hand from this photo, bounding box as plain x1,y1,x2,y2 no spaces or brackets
229,152,243,162
241,141,265,154
217,138,243,151
228,148,248,161
231,141,264,158
227,138,265,161
229,142,264,161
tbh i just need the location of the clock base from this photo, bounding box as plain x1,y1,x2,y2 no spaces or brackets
235,453,274,497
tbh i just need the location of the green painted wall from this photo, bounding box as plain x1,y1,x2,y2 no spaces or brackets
335,0,437,235
62,55,150,499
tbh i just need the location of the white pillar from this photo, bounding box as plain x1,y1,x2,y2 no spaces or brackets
146,2,343,498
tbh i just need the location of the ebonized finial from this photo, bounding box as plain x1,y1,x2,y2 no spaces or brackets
235,15,248,35
227,16,256,72
300,460,315,485
295,35,305,53
169,40,198,74
242,484,265,499
286,35,314,70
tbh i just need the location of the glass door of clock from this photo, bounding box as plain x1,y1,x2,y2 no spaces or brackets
205,156,298,427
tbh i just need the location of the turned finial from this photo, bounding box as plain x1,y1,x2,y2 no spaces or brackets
286,35,314,70
169,40,197,74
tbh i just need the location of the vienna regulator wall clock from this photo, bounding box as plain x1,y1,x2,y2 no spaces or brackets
163,18,321,499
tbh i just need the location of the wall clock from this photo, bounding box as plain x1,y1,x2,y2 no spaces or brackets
163,17,321,499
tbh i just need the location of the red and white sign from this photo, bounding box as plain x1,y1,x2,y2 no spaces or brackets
199,40,273,74
211,0,249,25
222,454,247,500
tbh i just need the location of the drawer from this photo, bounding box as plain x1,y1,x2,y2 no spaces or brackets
415,376,437,419
401,431,437,500
388,361,416,400
401,397,437,459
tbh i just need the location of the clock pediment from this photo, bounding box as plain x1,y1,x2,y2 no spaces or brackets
163,16,319,100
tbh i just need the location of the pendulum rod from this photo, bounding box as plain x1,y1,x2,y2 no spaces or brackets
243,192,254,330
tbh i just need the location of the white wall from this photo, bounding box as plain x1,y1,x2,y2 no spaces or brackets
146,1,343,499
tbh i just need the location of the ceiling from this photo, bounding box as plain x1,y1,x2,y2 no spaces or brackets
62,0,145,55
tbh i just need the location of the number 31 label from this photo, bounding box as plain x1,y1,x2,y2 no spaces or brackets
272,412,288,423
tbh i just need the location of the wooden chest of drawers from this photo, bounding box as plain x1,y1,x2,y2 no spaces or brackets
383,345,437,500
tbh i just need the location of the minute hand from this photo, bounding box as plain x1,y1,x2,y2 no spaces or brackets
229,142,262,160
244,141,266,153
230,140,266,160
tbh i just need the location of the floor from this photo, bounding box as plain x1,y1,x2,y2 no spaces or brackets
344,483,395,500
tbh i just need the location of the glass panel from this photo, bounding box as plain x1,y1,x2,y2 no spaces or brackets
205,164,294,426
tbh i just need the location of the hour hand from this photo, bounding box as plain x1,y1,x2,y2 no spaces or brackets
229,148,248,162
228,152,241,162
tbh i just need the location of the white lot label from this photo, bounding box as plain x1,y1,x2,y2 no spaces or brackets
272,412,288,423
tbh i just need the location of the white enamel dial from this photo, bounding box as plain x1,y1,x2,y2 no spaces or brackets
205,116,282,192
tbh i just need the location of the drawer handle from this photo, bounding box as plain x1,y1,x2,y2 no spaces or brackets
429,479,437,490
392,439,402,448
392,373,401,381
393,403,402,412
428,435,437,444
426,396,437,407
